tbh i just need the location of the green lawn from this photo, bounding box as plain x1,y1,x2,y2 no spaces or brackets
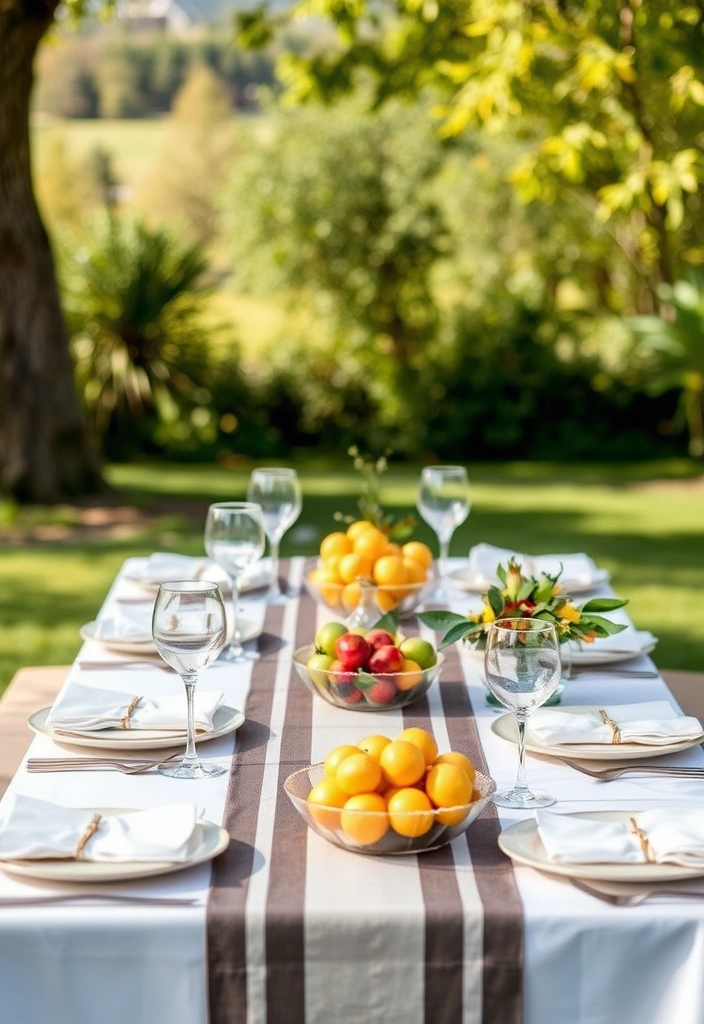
1,458,703,692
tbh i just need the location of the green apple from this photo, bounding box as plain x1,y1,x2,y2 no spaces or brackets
398,637,437,670
307,652,334,691
315,621,348,658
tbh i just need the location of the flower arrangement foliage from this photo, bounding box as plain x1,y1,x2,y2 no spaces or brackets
419,559,628,649
333,446,415,541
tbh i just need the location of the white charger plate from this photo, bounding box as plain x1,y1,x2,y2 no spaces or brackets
499,810,704,883
491,709,704,761
28,704,245,751
1,816,229,884
448,566,611,595
80,621,153,655
124,558,271,595
80,615,262,655
465,638,657,667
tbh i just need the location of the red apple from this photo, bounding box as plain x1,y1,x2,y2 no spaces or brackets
334,633,372,671
327,660,357,686
365,629,396,651
366,678,397,705
367,645,404,674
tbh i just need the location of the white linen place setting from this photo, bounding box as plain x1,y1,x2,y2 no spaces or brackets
528,702,704,747
122,551,271,594
45,683,226,734
0,795,201,863
536,808,704,868
452,542,609,593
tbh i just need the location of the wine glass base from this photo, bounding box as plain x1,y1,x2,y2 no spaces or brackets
493,788,555,809
158,760,228,780
218,646,248,664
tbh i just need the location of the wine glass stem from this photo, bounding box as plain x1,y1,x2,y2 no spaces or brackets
269,539,281,598
228,575,243,658
182,674,200,768
438,536,451,580
514,714,528,795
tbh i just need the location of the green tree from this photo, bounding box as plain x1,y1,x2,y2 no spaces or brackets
245,0,704,311
628,273,704,456
139,64,235,245
227,101,449,448
0,0,103,501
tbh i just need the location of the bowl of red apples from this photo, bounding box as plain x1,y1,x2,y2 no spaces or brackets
293,622,444,711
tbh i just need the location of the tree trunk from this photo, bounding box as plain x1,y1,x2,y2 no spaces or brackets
0,2,103,502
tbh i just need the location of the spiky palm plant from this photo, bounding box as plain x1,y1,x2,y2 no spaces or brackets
61,215,214,443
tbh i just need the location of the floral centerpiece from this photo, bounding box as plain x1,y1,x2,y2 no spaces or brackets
419,559,628,649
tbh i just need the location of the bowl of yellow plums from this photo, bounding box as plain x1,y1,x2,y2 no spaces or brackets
304,522,435,619
284,728,496,855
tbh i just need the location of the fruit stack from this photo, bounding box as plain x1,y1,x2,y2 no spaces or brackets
306,521,434,617
284,728,496,855
294,622,443,710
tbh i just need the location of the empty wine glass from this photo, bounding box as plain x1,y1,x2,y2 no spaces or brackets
204,502,265,662
484,618,561,808
246,468,302,601
417,465,470,597
152,581,228,779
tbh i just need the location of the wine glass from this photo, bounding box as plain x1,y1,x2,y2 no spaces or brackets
246,468,302,601
204,502,266,661
417,465,470,597
484,618,561,808
152,581,228,780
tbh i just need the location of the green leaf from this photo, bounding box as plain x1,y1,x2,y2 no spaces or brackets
439,621,479,648
372,609,400,633
487,586,505,616
582,615,628,636
353,671,377,692
579,597,628,613
418,610,468,631
496,563,507,586
516,580,534,602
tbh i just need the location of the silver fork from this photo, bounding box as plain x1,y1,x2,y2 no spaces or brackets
571,877,704,906
26,752,182,775
560,757,704,781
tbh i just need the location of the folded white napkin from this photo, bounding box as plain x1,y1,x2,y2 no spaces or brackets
94,605,152,643
126,552,268,592
46,683,225,733
467,543,599,587
537,808,704,867
529,701,703,746
0,794,199,862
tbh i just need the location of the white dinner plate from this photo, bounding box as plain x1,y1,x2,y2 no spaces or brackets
79,621,154,655
1,816,229,884
465,639,657,667
490,709,704,761
28,704,245,751
498,810,704,883
124,558,271,595
447,565,611,595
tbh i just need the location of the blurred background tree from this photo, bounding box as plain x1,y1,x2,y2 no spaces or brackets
248,0,704,311
140,64,236,245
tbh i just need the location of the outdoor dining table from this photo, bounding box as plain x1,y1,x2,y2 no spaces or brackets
1,556,703,1024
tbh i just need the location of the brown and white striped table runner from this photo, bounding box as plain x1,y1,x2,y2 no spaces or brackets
207,558,524,1024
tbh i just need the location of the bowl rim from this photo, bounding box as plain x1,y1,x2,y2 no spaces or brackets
284,762,496,814
293,644,445,678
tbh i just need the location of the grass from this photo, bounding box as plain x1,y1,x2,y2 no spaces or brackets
1,458,703,693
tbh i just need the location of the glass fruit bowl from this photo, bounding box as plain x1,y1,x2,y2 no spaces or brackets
293,644,444,710
284,763,496,855
303,558,434,621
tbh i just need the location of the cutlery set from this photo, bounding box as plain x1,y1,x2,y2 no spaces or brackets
570,878,704,907
26,753,183,775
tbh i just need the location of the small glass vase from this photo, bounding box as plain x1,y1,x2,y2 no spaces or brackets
344,578,380,632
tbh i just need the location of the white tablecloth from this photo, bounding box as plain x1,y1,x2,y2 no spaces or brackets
1,558,703,1024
